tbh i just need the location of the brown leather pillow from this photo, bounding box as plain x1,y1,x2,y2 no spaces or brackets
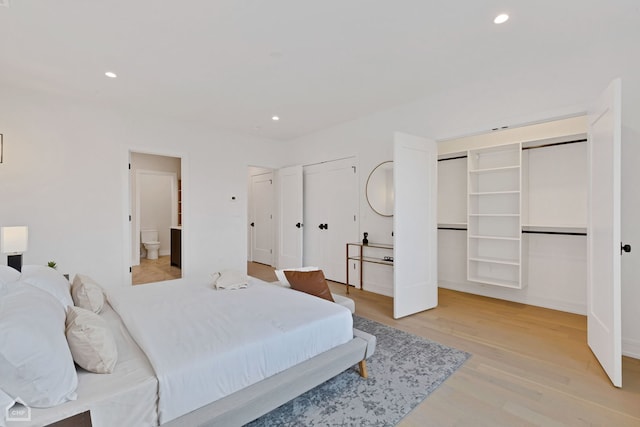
283,270,335,302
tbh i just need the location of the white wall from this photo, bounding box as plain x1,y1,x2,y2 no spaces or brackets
282,59,640,358
0,84,284,287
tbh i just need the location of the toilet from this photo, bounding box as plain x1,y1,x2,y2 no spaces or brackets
141,229,161,260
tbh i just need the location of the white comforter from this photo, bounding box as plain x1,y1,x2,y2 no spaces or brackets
107,278,352,424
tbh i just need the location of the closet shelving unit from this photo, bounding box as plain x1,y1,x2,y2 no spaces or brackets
467,142,523,288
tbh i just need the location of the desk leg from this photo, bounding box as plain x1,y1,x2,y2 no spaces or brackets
345,244,350,294
359,245,364,290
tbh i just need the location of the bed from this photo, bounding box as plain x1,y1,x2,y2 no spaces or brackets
1,267,375,427
7,303,159,427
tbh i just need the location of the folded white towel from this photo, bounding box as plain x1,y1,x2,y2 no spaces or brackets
212,270,249,290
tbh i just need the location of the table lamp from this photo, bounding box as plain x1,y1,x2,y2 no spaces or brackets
1,226,28,272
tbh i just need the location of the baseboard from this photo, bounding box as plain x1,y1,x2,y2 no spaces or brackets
623,338,640,359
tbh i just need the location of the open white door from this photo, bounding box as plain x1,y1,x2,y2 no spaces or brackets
588,78,622,387
393,132,438,319
250,173,274,265
276,166,303,269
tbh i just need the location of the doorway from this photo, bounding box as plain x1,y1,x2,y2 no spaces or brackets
130,151,183,285
247,166,275,267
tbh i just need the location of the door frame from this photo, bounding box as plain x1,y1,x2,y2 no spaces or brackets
249,171,275,265
126,149,186,285
247,166,275,266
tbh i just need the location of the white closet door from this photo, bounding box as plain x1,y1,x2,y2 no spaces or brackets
393,132,438,319
303,163,327,271
277,166,303,269
324,159,358,282
303,158,358,282
250,173,274,265
587,78,622,387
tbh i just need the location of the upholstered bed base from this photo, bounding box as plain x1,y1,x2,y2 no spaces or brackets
163,328,376,427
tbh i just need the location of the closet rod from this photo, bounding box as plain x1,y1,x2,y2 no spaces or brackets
522,230,587,236
438,155,467,162
522,138,587,151
437,227,586,236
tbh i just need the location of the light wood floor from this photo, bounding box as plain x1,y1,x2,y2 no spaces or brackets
247,262,640,426
133,256,181,285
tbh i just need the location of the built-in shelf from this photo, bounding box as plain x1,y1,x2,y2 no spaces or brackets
469,235,520,241
469,190,520,196
468,256,520,266
469,165,521,173
438,222,467,227
467,142,523,289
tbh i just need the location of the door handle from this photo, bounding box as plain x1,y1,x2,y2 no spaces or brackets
621,243,631,254
324,223,328,230
318,224,325,230
296,222,303,228
250,222,255,227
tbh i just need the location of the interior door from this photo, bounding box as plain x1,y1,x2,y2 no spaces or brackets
250,173,274,265
303,158,358,282
303,163,329,272
277,166,303,269
393,132,438,319
587,78,622,387
323,159,358,282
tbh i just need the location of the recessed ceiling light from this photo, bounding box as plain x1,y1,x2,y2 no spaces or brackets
494,13,509,24
272,116,280,121
105,71,117,78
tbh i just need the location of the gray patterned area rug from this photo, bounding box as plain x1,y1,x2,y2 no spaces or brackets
247,315,470,427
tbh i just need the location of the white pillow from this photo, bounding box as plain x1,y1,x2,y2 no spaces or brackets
71,274,105,313
0,282,78,407
66,306,118,374
0,388,15,427
212,269,248,290
20,265,73,309
274,266,320,287
0,265,20,286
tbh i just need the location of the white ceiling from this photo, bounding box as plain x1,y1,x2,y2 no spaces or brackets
0,1,637,140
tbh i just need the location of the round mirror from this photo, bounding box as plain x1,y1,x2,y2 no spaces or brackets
366,161,394,216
